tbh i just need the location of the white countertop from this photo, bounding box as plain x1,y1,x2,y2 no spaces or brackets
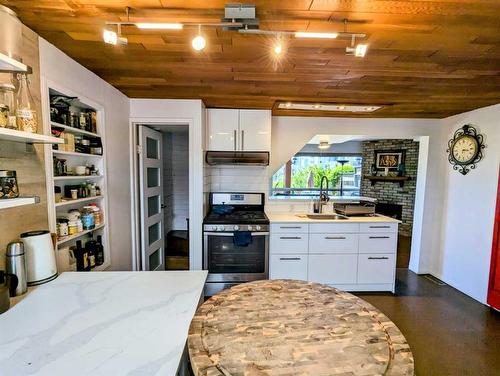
267,213,400,223
0,271,207,376
269,195,377,203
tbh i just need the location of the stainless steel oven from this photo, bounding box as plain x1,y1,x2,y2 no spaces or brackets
203,227,269,296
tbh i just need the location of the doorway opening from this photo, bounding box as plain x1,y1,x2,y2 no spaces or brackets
135,123,189,271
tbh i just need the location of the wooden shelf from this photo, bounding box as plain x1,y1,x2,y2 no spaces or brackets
0,52,32,73
0,127,64,144
364,175,410,187
53,175,103,181
52,150,102,158
51,121,100,138
55,195,103,208
0,196,40,210
57,224,105,245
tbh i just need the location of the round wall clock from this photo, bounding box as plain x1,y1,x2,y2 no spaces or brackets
447,124,485,175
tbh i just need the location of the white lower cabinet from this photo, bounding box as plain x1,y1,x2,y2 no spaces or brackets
308,254,358,285
269,254,308,280
357,254,395,284
269,220,398,292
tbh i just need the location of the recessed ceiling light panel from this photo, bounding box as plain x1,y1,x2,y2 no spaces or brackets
277,102,383,113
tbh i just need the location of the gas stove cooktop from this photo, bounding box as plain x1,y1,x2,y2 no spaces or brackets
204,210,269,225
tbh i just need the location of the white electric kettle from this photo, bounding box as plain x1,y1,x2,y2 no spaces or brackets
20,230,58,286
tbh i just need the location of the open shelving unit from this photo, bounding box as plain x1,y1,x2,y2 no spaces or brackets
42,81,111,272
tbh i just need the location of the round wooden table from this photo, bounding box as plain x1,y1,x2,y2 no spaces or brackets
188,280,414,376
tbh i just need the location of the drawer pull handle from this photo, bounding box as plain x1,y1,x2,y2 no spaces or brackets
368,257,389,260
280,236,302,240
369,236,390,239
279,257,301,261
279,226,302,229
325,236,346,240
369,225,391,228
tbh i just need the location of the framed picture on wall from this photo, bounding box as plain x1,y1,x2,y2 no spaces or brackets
375,150,406,170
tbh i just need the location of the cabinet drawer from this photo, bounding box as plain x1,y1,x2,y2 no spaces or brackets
308,254,357,285
271,223,309,234
309,233,358,254
360,222,398,233
270,254,307,280
270,234,308,254
359,233,397,253
357,254,395,284
309,223,359,234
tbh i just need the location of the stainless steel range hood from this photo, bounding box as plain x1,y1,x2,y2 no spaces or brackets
206,151,269,166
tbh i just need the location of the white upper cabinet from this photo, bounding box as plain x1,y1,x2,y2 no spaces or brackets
238,109,271,151
207,109,239,151
206,109,271,152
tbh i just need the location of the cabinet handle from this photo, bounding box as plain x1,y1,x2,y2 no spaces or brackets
368,256,389,260
233,130,237,151
325,236,346,240
280,236,301,240
369,225,391,228
241,130,245,150
279,257,301,261
279,226,302,229
369,236,390,239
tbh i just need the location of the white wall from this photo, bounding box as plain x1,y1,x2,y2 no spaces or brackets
436,104,500,304
171,132,189,230
130,99,205,270
39,38,132,271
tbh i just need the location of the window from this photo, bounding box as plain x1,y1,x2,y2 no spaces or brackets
272,154,362,197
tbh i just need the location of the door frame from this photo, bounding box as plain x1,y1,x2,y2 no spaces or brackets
129,118,199,271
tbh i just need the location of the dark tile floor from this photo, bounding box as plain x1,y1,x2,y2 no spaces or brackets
356,269,500,376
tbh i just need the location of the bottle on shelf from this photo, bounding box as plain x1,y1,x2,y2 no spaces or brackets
16,74,38,133
95,235,104,266
86,240,96,269
75,240,90,272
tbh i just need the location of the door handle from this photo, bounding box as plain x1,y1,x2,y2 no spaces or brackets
325,236,346,240
241,130,245,150
233,130,237,151
279,257,301,261
368,256,389,260
161,204,167,209
280,236,301,240
369,236,391,239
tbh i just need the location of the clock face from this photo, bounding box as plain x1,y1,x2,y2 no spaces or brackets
452,135,478,164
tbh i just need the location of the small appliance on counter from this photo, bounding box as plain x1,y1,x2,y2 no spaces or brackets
5,241,27,296
20,230,58,286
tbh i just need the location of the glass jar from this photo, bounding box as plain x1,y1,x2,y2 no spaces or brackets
0,170,19,199
16,74,38,133
81,206,95,230
0,83,16,129
68,220,79,235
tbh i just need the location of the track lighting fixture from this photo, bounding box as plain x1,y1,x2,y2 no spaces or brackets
136,23,183,30
103,29,117,45
192,26,206,51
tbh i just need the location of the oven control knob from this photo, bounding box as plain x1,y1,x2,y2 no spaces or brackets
256,225,262,231
247,225,253,231
217,225,225,231
233,225,239,231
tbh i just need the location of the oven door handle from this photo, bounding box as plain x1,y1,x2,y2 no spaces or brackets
204,232,269,236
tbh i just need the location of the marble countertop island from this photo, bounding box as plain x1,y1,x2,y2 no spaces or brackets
267,212,401,223
0,271,207,376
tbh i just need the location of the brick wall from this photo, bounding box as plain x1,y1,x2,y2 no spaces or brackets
361,139,419,236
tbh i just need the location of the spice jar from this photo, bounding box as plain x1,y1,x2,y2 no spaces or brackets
16,74,38,133
0,170,19,199
57,219,69,238
0,83,16,129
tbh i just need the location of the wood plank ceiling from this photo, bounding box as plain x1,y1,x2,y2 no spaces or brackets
2,0,499,118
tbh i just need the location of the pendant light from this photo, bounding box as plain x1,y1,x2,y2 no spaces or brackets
192,25,206,51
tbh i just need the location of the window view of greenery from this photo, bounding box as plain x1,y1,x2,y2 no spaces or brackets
272,155,362,197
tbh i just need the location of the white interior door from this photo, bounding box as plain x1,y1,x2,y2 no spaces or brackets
139,126,165,271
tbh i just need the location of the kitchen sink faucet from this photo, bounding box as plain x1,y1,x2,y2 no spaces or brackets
316,176,330,213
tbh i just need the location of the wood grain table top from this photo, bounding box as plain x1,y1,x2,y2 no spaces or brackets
188,280,414,376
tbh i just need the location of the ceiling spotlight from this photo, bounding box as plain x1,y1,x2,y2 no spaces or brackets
192,35,206,51
274,43,283,55
136,23,183,30
103,29,118,45
318,141,330,150
295,32,338,39
355,44,368,57
285,102,292,108
313,104,322,109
